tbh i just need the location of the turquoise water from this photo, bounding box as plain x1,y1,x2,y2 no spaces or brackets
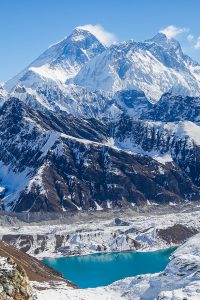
44,248,175,288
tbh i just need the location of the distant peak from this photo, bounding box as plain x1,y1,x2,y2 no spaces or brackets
151,32,168,41
146,32,172,44
145,32,181,51
74,24,116,46
69,27,95,42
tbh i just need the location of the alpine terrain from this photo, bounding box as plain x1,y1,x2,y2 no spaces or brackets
0,26,199,212
0,21,200,300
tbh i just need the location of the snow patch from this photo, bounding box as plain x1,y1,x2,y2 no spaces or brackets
94,201,103,211
0,162,32,211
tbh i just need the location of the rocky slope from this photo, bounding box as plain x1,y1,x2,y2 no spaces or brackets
142,92,200,123
113,117,200,187
0,240,75,300
0,240,72,284
11,83,114,119
0,97,200,212
0,256,33,300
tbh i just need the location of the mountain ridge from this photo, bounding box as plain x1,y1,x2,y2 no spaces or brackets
0,97,199,212
0,26,200,212
5,26,106,91
4,28,200,104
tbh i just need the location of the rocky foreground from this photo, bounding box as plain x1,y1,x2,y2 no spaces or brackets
0,256,33,300
0,240,74,300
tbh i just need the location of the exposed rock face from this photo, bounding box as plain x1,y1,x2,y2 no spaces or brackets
0,240,73,284
157,224,198,244
0,257,33,300
0,97,199,212
142,92,200,123
113,117,200,187
0,241,75,299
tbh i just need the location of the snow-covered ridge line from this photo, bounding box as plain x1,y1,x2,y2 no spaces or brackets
114,120,200,160
73,32,200,101
60,133,120,151
5,26,106,91
4,27,200,106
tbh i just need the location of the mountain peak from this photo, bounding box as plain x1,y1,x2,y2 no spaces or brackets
5,26,106,91
5,28,200,103
145,32,181,52
151,32,168,41
73,24,115,46
68,26,102,44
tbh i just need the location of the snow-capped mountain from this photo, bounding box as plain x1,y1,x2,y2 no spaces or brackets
4,29,200,108
74,33,200,101
1,26,200,212
11,83,115,119
5,26,106,91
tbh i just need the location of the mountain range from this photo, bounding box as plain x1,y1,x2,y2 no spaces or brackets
1,26,200,212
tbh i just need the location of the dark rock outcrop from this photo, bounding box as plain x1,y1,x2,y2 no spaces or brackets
0,257,33,300
157,224,198,244
0,98,199,212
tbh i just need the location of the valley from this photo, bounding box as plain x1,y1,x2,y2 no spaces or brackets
0,206,198,299
0,19,200,299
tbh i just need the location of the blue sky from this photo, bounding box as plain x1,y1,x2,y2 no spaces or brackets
1,0,200,81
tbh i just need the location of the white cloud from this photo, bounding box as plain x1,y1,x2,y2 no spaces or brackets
187,34,194,42
194,37,200,49
77,24,117,46
160,25,188,38
159,25,200,53
49,24,117,48
186,33,200,50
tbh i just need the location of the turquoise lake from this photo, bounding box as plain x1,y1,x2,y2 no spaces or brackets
44,248,175,288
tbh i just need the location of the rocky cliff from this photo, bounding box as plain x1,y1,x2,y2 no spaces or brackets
0,256,33,300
